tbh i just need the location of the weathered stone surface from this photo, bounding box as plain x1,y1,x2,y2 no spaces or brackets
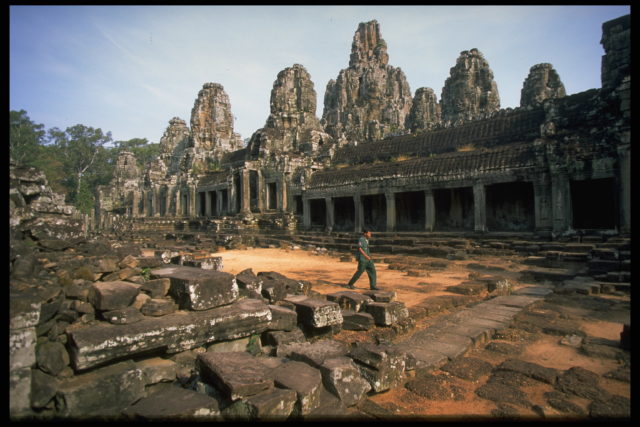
125,383,221,420
284,295,343,328
259,272,308,303
31,368,60,408
150,265,238,310
322,20,413,143
267,304,298,331
364,301,408,326
223,387,297,421
262,328,306,347
394,343,449,373
287,339,350,369
407,87,441,133
36,341,70,376
362,289,396,302
197,351,274,401
190,82,243,162
272,360,323,415
10,327,36,371
341,309,374,331
555,366,611,401
496,359,559,384
140,298,177,317
319,356,371,407
349,342,406,392
9,366,32,416
440,48,500,124
67,298,272,370
246,64,333,158
520,63,566,107
441,357,493,381
475,381,531,408
55,360,146,417
206,336,253,354
405,373,464,400
236,268,262,292
136,357,177,385
102,306,145,324
141,278,171,298
88,281,140,311
326,291,373,312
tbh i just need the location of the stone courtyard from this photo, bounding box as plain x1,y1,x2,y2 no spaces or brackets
10,13,630,421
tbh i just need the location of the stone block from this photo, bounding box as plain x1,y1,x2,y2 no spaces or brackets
262,328,306,347
93,257,119,273
9,366,32,417
349,343,405,393
67,298,272,371
136,357,177,385
267,304,298,331
326,291,373,312
102,306,145,324
223,388,296,421
141,278,171,298
197,351,274,401
364,301,409,326
88,281,140,311
319,356,371,407
287,339,350,369
125,383,221,420
55,360,146,417
272,360,323,415
362,290,396,302
394,344,448,373
410,332,472,360
140,298,177,316
236,268,262,292
284,295,342,328
10,292,42,330
31,368,59,409
206,336,251,353
151,265,238,310
341,309,375,331
10,327,36,371
36,341,70,375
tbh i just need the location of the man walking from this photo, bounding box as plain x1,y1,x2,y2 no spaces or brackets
347,229,379,290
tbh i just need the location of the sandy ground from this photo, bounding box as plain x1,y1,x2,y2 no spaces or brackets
214,247,630,418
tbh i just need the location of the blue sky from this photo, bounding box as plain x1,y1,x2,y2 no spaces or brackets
10,5,630,144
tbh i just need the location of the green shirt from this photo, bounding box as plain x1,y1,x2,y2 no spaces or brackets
358,236,370,259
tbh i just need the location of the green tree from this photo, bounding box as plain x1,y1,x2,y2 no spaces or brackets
9,110,45,166
47,125,113,213
114,138,160,168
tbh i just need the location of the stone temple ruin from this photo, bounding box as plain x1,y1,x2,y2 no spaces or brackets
10,15,630,420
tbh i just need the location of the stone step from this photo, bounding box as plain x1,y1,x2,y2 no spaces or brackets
519,267,583,283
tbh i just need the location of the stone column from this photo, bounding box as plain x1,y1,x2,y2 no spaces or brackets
241,169,250,214
302,197,311,228
205,191,212,217
257,170,265,213
215,190,222,216
385,191,396,232
473,183,487,232
551,171,571,234
424,190,435,231
277,175,287,212
617,143,631,234
354,193,363,232
189,186,197,218
533,176,553,233
132,191,140,217
325,197,335,232
175,188,182,217
153,186,161,217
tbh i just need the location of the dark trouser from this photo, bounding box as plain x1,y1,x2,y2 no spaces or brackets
348,257,377,288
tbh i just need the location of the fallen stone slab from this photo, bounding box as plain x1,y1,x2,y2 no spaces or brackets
55,360,146,417
364,301,409,326
445,323,494,346
408,332,472,360
272,360,323,415
341,309,374,331
555,366,611,401
392,343,448,374
235,268,263,293
284,295,342,328
10,327,36,372
326,291,373,312
125,383,221,420
197,351,274,401
496,359,559,385
141,278,171,298
475,381,531,408
362,290,396,302
9,366,31,416
140,298,177,317
287,339,350,369
88,281,140,311
349,343,406,393
136,357,177,385
489,294,544,309
222,387,297,421
150,265,239,311
267,304,298,331
319,356,371,407
441,357,494,381
67,298,272,370
519,267,578,283
262,328,306,347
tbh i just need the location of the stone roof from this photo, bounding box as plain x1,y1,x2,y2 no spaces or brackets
197,171,228,186
331,107,545,165
310,142,539,188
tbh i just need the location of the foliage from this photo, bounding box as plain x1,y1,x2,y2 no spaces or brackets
114,138,160,168
9,110,46,166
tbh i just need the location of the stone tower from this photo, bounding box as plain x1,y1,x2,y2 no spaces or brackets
247,64,333,158
520,63,566,107
322,20,413,144
440,48,500,123
190,83,244,161
406,87,442,133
